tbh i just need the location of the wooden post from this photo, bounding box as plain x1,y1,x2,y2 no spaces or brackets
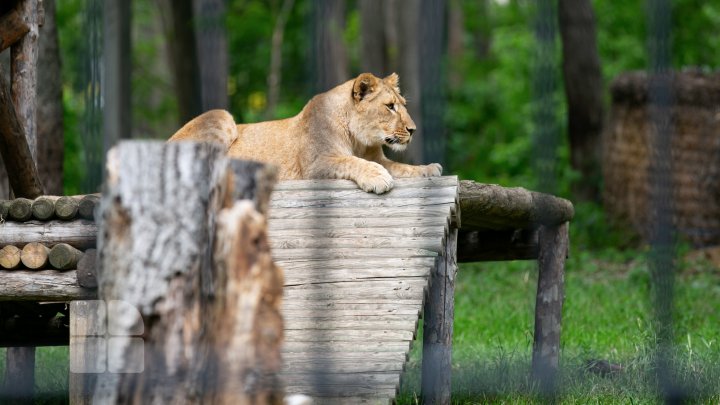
89,142,281,403
11,0,40,163
0,62,43,198
531,222,569,391
421,227,458,405
1,346,35,399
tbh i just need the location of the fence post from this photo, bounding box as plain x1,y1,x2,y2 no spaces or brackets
531,222,569,391
421,227,458,405
81,141,281,403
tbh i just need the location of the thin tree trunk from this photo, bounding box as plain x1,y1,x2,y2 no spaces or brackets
103,0,132,146
37,0,64,195
265,0,296,119
194,0,228,111
558,0,603,202
0,52,11,199
359,0,386,75
447,0,464,88
157,0,202,125
419,0,446,167
311,0,349,93
396,0,422,164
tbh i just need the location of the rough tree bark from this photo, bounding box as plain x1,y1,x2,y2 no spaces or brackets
558,0,603,202
311,0,349,93
11,0,40,163
37,0,64,195
91,142,282,403
157,0,202,125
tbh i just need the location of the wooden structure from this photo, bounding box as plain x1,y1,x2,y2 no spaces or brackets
0,143,573,404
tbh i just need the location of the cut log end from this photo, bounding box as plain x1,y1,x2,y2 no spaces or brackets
0,245,22,269
49,243,83,270
9,198,33,221
55,196,79,220
78,195,100,220
31,196,57,220
20,242,50,269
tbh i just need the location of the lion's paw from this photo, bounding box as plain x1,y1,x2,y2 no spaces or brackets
422,163,443,177
355,165,394,194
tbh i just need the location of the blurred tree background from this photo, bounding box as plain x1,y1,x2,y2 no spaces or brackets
54,0,720,245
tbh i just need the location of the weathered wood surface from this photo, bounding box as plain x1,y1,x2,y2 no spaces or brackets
11,0,40,162
459,180,574,230
94,142,282,403
0,62,43,198
20,241,48,269
0,270,94,301
31,195,58,220
48,242,83,270
270,176,457,403
0,5,30,51
78,194,100,220
55,195,79,219
0,245,21,269
76,248,97,288
0,219,97,249
531,222,569,390
1,346,35,400
422,229,458,405
69,300,103,405
9,197,32,221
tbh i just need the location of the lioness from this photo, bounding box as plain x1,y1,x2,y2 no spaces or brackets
168,72,442,193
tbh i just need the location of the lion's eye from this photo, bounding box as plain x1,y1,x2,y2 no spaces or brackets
386,103,395,111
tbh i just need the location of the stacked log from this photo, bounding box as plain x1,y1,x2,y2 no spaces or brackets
604,70,720,246
0,194,99,222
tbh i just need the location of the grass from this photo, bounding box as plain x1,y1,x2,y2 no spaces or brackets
2,240,719,404
397,246,720,404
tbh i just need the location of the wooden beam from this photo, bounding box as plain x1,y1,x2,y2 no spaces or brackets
459,180,574,230
0,6,30,52
0,270,95,301
0,219,97,250
0,62,43,198
457,228,539,262
531,222,569,391
422,228,457,405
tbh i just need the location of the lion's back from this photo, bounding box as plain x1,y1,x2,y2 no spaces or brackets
229,118,304,180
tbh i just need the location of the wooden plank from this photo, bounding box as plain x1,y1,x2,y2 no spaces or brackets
281,372,400,387
284,329,414,342
283,299,424,309
283,267,430,285
278,256,436,271
285,384,397,398
270,226,445,239
273,176,458,191
0,270,96,301
284,314,417,324
271,236,442,252
0,219,97,250
283,352,406,363
273,248,437,261
282,358,406,373
284,317,418,331
269,216,448,231
69,301,104,404
282,302,422,316
284,279,427,301
267,198,441,213
282,341,411,353
269,205,452,220
271,185,458,201
309,397,391,405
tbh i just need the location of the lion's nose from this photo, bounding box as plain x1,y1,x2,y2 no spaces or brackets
407,127,416,136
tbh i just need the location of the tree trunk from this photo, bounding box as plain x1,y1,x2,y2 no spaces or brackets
11,0,40,163
265,0,296,119
395,0,423,164
37,0,64,195
311,0,349,93
157,0,202,125
92,141,282,403
359,0,387,75
103,0,132,145
419,0,447,167
194,0,228,111
558,0,603,202
447,0,464,88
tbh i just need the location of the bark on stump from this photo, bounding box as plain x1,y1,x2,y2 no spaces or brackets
83,141,282,404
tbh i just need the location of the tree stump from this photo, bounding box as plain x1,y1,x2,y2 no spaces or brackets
87,141,282,404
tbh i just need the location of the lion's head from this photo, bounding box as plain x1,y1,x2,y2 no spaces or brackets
349,73,417,152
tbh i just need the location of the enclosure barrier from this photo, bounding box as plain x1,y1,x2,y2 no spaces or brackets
0,141,572,404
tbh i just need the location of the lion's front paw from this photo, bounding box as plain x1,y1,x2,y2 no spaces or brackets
422,163,443,177
355,165,394,194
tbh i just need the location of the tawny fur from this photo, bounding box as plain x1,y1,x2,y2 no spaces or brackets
168,73,442,194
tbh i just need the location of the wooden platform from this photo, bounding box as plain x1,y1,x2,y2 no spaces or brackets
269,176,459,404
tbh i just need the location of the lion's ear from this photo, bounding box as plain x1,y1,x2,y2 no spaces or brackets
384,73,401,93
352,73,379,102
